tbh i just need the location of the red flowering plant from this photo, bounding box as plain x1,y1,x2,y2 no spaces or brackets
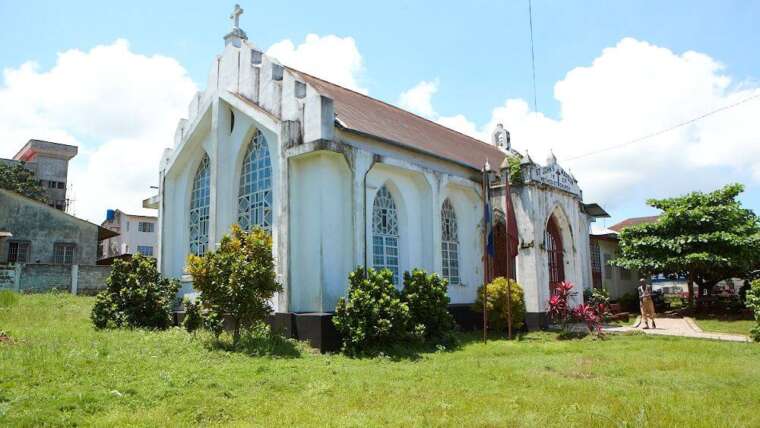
547,281,575,329
547,281,605,335
571,303,603,334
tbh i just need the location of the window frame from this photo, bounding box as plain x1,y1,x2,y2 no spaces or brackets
440,198,460,285
372,185,400,285
53,243,76,265
237,130,273,233
7,240,31,264
189,155,211,256
136,245,154,256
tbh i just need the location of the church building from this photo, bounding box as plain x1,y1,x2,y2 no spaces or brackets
155,6,608,343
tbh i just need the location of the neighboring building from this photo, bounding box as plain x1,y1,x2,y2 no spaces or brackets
99,209,158,260
589,226,640,299
609,215,660,232
0,139,78,211
154,8,607,342
0,189,116,294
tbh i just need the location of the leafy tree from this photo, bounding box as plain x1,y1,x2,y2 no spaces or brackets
0,162,47,203
613,184,760,307
91,254,180,329
186,225,282,344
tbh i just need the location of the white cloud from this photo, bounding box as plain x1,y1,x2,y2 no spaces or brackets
428,38,760,210
398,79,439,117
267,34,366,93
0,39,197,222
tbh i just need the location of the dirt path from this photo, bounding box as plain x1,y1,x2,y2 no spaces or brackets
605,317,751,343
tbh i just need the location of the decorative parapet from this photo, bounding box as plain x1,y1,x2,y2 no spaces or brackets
521,160,582,198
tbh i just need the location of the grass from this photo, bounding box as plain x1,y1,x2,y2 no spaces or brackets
693,314,756,336
1,293,759,426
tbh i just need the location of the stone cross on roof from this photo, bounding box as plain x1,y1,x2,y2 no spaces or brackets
230,4,244,30
224,4,248,46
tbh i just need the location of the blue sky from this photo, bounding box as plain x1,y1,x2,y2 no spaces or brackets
1,1,759,223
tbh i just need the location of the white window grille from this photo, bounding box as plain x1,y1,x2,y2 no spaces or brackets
189,155,211,256
372,185,400,284
53,243,75,265
136,246,154,256
138,222,155,233
238,130,272,232
441,198,460,285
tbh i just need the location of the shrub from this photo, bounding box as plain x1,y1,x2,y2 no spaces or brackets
572,303,603,334
547,281,576,329
186,225,282,344
333,267,411,355
616,292,640,313
91,254,179,330
584,287,611,322
401,269,455,341
746,280,760,342
474,277,526,332
182,298,203,333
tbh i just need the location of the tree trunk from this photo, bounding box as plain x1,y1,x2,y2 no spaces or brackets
233,319,241,345
687,273,695,309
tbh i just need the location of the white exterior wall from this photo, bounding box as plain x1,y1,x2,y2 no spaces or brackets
156,34,596,319
598,239,639,299
511,184,593,314
101,211,157,258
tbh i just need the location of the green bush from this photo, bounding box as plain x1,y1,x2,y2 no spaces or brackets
186,225,282,344
616,292,639,313
333,268,411,355
401,269,455,341
746,280,760,342
474,277,526,331
182,298,203,333
91,254,180,330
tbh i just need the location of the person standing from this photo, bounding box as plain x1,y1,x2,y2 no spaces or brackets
638,279,657,329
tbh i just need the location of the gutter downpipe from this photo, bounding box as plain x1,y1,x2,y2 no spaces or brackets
362,154,381,277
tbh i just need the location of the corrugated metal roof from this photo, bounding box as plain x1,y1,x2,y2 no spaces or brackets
289,68,506,170
609,215,661,232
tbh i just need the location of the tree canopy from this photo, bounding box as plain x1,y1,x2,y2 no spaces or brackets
0,162,47,203
613,183,760,302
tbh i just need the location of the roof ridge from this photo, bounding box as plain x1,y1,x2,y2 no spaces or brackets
285,66,503,154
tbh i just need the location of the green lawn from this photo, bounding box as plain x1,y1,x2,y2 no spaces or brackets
694,315,755,336
1,293,759,427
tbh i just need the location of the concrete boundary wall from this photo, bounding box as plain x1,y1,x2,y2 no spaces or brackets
0,264,111,295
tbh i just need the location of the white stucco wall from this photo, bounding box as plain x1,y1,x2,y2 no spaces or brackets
598,239,639,299
156,35,598,320
510,185,593,314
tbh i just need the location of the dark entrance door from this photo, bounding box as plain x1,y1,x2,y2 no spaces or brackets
545,216,565,293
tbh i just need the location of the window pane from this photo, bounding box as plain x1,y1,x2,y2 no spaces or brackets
372,185,400,284
441,199,460,285
189,155,211,255
238,130,273,233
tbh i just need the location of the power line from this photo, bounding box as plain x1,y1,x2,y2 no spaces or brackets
528,0,538,115
564,91,760,162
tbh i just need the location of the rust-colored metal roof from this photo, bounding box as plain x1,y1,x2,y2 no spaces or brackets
289,68,506,170
609,215,661,232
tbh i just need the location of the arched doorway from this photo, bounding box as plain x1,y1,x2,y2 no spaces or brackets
545,215,565,293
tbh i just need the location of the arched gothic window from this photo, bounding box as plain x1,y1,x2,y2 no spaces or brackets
189,154,210,256
545,215,565,292
372,185,399,284
238,130,272,232
441,198,460,285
